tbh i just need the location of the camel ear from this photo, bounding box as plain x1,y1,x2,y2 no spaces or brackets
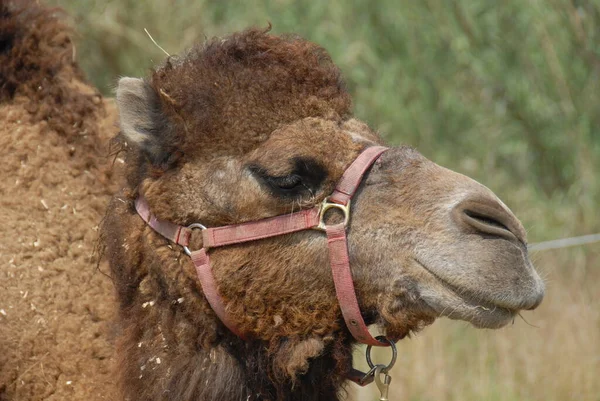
116,77,174,164
116,77,156,145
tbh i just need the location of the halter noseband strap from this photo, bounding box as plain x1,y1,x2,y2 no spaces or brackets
135,146,389,346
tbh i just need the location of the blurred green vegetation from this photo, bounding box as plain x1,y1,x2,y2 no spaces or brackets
53,0,599,241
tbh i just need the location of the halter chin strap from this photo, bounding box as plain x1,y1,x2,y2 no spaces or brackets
135,146,389,346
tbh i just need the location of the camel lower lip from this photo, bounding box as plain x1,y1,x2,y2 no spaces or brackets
413,258,517,328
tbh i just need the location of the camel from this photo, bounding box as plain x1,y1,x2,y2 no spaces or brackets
103,27,545,401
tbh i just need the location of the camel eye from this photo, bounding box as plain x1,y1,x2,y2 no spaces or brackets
271,174,302,190
249,168,304,196
249,157,327,199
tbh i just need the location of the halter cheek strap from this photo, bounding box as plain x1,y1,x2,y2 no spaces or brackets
135,146,389,346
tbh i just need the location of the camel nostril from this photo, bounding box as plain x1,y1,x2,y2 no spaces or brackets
464,210,511,233
461,208,518,242
455,199,525,243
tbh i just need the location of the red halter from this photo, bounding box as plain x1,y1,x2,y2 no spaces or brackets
135,146,389,346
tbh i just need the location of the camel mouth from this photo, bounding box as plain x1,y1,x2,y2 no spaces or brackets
412,258,518,329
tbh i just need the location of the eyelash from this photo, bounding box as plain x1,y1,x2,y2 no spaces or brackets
268,174,302,190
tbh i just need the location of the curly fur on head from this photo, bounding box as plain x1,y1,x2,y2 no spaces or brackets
151,26,352,148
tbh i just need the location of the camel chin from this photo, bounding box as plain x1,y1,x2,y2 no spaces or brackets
414,259,523,329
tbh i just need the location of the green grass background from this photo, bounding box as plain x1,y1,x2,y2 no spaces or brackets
51,1,600,400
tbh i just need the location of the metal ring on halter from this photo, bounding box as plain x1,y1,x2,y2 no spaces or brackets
316,197,351,231
366,336,397,373
183,223,207,256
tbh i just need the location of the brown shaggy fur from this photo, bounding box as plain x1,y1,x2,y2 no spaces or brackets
0,1,119,400
0,0,102,139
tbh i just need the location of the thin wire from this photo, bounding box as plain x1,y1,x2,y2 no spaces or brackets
528,233,600,251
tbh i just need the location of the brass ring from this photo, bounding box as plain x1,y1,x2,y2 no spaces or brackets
316,197,351,231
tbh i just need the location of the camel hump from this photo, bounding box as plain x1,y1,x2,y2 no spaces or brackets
0,0,102,137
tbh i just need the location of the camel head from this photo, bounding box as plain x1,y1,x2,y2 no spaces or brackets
111,28,543,386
